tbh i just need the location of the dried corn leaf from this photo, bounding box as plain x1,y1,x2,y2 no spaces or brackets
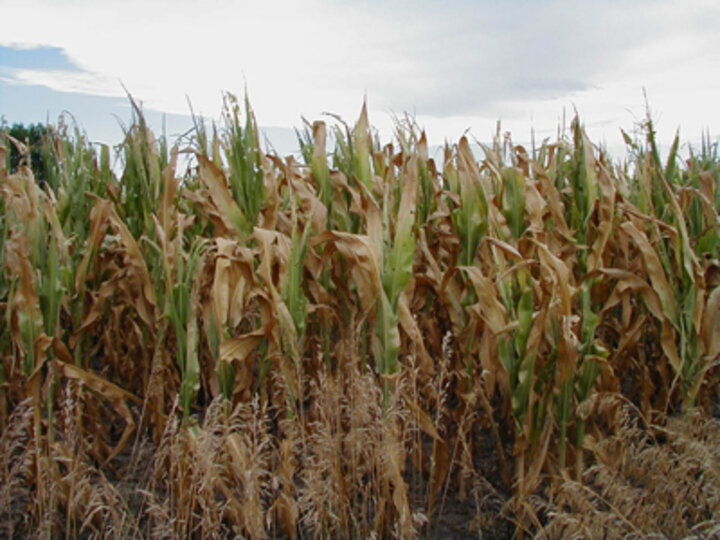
620,221,678,326
461,266,508,335
197,154,248,235
53,359,139,464
702,287,720,358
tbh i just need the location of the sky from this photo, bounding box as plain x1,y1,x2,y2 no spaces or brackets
1,0,719,158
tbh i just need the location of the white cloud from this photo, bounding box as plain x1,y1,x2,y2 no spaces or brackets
9,68,126,98
2,0,719,150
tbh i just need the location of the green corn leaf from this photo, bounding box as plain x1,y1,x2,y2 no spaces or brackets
664,130,680,185
514,285,534,359
284,221,310,340
570,118,599,233
501,167,526,240
512,353,536,423
182,310,200,417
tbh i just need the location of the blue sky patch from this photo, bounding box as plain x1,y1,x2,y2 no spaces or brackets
0,45,81,72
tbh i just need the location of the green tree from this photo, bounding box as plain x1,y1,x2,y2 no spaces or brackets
1,121,52,183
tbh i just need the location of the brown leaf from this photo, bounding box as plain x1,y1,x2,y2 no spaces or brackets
76,196,157,328
460,266,508,335
404,396,440,441
220,331,264,364
599,268,663,323
159,148,180,240
702,286,720,359
397,291,434,375
524,179,546,233
587,164,617,271
53,359,139,464
312,230,383,314
486,237,524,262
620,221,678,327
197,154,245,235
533,165,573,240
533,239,574,316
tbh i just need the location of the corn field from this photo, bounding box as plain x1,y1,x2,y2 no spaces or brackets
1,95,720,538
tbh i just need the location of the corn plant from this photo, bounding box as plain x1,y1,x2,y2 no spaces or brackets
118,100,165,240
222,92,264,237
376,153,416,381
150,233,209,420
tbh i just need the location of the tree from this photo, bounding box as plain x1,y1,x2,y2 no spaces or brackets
1,121,52,183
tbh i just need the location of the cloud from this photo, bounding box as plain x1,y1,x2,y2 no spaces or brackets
361,0,713,118
1,0,719,149
9,68,125,98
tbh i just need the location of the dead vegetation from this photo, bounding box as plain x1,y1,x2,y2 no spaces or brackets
1,96,719,538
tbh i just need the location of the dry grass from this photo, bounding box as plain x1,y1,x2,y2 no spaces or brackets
536,407,720,538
